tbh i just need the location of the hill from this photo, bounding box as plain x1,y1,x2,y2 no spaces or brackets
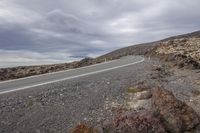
1,30,200,133
99,30,200,58
99,30,200,69
0,30,200,81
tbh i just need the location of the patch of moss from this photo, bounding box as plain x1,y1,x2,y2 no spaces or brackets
126,87,138,94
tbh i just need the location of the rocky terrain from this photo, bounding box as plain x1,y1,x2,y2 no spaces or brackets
1,31,200,82
70,31,200,132
71,64,200,133
1,31,200,133
72,86,200,133
100,31,200,70
1,57,200,133
153,37,200,69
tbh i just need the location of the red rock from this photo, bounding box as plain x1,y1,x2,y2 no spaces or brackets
71,123,97,133
152,87,199,133
102,111,167,133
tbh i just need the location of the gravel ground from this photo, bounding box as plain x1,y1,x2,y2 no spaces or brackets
0,58,199,133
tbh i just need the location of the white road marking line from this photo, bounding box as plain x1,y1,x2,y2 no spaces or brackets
0,58,119,84
0,57,144,95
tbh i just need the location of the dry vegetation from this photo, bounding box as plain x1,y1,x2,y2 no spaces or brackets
154,37,200,69
0,57,105,81
70,31,200,132
71,87,200,133
1,31,200,81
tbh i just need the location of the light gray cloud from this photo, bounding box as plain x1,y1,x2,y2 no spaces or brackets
0,0,200,67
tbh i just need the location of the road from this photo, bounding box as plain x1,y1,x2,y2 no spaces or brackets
0,56,144,94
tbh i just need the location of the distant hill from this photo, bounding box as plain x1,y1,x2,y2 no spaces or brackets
98,30,200,61
1,30,200,81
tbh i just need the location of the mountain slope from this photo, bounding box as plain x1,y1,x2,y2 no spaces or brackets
99,30,200,69
1,30,200,81
99,30,200,59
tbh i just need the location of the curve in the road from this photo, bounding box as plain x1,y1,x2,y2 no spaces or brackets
0,56,145,94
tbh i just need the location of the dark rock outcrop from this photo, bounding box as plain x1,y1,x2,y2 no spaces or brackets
152,87,199,133
101,111,167,133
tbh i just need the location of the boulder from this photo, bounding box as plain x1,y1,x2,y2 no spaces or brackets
152,87,199,133
101,111,167,133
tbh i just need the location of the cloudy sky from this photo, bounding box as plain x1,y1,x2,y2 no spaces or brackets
0,0,200,68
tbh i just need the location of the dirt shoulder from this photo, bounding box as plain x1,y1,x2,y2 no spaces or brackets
1,57,200,132
71,60,200,133
1,31,200,132
0,58,160,132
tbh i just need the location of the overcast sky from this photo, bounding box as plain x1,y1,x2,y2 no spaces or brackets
0,0,200,68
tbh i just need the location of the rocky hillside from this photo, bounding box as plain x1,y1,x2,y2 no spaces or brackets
1,30,200,81
1,31,200,132
99,30,200,69
72,87,200,133
97,42,156,60
152,33,200,69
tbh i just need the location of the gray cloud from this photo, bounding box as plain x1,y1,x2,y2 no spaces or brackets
0,0,200,67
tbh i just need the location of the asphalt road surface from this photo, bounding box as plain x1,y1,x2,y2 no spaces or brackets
0,56,144,94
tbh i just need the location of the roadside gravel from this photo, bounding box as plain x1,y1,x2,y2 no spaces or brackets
0,58,199,133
